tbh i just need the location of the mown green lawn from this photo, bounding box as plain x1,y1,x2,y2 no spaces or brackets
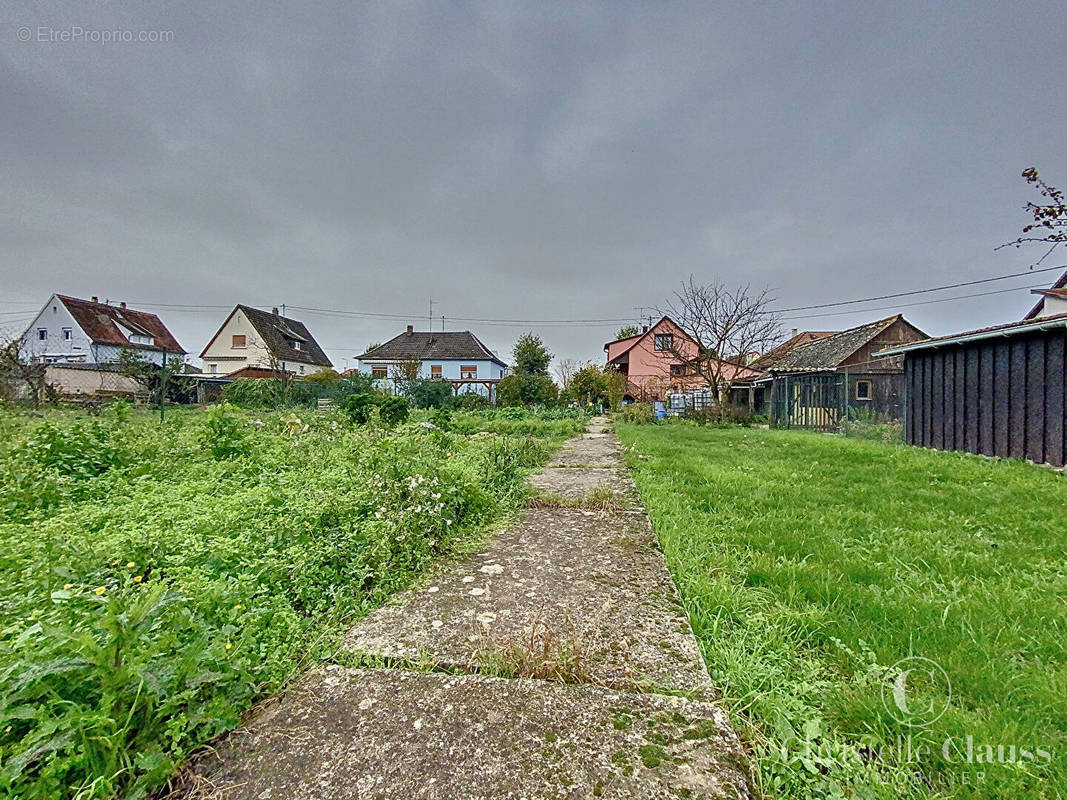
616,422,1067,800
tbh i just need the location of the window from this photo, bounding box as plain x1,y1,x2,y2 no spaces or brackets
62,328,72,341
855,380,872,401
372,365,388,379
232,334,246,348
298,365,304,374
654,333,673,351
430,365,443,378
461,365,477,378
670,364,687,377
291,340,302,351
37,328,47,341
208,364,218,374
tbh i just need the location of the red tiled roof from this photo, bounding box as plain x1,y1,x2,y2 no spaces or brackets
57,295,186,354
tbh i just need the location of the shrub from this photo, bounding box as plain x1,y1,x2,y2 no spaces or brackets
223,378,285,408
407,379,455,409
20,420,126,478
497,374,558,407
427,409,452,430
619,403,656,424
199,403,251,458
342,393,377,424
457,393,490,411
378,396,410,427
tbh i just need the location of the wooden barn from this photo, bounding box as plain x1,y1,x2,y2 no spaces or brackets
876,312,1067,467
738,315,928,429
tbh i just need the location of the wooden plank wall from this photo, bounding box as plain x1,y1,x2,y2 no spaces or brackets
904,329,1067,467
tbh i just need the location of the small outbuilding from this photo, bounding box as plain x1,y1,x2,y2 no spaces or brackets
877,311,1067,467
738,315,928,429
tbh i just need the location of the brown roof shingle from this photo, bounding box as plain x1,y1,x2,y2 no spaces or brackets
58,295,186,354
359,330,505,365
752,330,838,369
767,316,905,372
236,305,332,368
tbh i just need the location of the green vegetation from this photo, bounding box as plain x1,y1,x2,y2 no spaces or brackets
568,364,625,410
222,372,376,409
616,423,1066,800
0,404,583,799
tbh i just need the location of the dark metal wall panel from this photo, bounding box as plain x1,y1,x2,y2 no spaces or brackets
960,349,968,454
1008,340,1028,458
931,351,944,449
964,345,980,453
993,343,1010,457
1047,335,1065,467
903,329,1066,467
978,346,995,457
1026,338,1046,464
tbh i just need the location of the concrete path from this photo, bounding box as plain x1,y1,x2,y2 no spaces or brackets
181,417,753,799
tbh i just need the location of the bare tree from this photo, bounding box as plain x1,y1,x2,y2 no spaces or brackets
553,358,579,390
390,359,422,394
998,167,1067,266
657,278,781,417
0,338,54,406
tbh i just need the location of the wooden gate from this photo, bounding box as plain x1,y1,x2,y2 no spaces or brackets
770,374,846,431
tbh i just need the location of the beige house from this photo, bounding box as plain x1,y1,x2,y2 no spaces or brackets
199,305,332,377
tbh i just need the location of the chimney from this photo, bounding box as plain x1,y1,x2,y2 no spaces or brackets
272,307,279,316
791,328,798,337
119,302,126,310
406,324,414,335
641,325,648,333
91,296,99,304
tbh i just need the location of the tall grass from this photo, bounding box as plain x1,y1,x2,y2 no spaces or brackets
617,423,1066,800
0,405,569,799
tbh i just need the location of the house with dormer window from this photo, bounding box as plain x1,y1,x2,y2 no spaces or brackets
18,294,186,366
357,325,507,399
199,305,332,377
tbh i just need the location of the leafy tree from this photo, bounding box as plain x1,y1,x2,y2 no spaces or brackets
118,349,194,403
496,373,558,407
615,325,640,339
570,364,607,406
0,339,54,406
512,333,552,376
603,369,626,411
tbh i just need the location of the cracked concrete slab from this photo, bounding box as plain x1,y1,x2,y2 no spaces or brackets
548,434,624,467
526,466,637,502
346,506,707,693
183,667,754,800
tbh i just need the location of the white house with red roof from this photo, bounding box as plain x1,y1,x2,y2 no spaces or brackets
18,294,186,367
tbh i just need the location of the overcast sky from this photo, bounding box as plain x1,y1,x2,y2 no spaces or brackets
2,1,1065,369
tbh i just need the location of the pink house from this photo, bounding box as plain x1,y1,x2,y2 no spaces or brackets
604,316,760,402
